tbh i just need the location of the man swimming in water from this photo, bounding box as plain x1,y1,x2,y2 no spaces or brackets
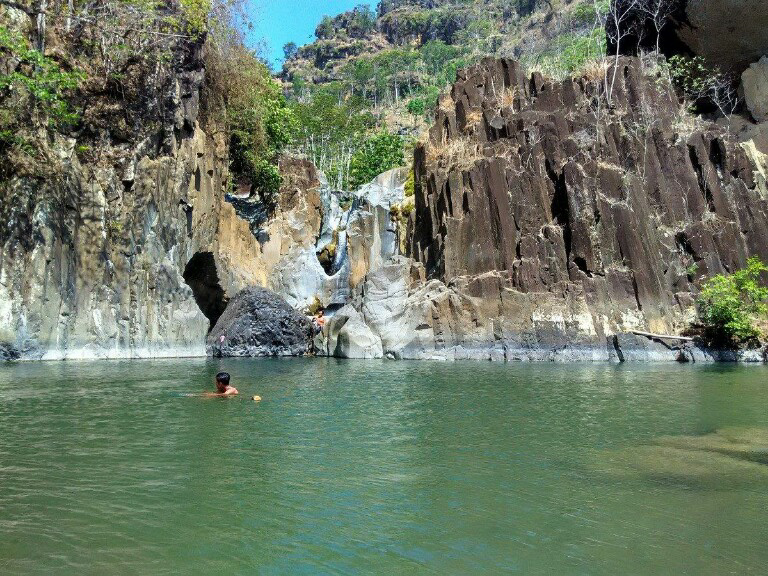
206,372,238,397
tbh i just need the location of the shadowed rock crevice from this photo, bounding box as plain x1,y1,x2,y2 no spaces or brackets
183,252,228,330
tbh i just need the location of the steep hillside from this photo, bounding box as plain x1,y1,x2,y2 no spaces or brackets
282,0,606,189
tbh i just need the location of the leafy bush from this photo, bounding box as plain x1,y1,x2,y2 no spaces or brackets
179,0,212,35
203,0,298,210
0,26,82,174
215,51,296,208
407,98,426,118
668,55,739,116
697,257,768,346
348,131,405,190
404,169,415,197
0,27,81,130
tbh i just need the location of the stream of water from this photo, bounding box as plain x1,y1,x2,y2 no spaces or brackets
1,359,767,574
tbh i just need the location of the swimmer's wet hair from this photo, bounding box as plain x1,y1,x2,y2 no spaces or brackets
215,372,230,385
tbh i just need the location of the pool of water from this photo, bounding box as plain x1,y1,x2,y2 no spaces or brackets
1,359,768,574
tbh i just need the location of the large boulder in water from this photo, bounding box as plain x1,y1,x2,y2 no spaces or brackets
206,287,312,357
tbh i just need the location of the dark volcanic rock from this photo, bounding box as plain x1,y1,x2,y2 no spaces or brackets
407,56,768,346
207,287,312,357
613,0,768,74
0,342,20,362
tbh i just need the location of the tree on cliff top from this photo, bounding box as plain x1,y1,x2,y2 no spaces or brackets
202,0,298,208
348,130,405,189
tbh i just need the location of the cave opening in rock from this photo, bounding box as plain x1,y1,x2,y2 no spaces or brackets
183,252,228,330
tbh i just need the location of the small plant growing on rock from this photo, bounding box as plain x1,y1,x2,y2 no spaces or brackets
667,55,740,117
404,169,415,197
696,257,768,347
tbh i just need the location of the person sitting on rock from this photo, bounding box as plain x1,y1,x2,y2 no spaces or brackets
313,310,326,333
206,371,238,397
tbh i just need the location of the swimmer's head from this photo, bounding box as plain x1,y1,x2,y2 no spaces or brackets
215,372,230,392
252,395,262,402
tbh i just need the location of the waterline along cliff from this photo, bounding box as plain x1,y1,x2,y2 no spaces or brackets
1,0,768,361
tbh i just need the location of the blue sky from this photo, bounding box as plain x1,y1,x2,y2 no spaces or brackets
252,0,376,68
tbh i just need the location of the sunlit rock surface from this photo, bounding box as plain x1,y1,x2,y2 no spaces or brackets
742,56,768,124
0,25,263,360
317,57,768,361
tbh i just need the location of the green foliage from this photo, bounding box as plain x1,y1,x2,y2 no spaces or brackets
179,0,211,35
221,54,297,207
407,98,426,118
559,29,606,74
289,83,375,189
404,169,415,197
0,27,82,130
668,55,739,115
316,16,335,39
697,257,768,346
349,131,405,190
571,2,597,26
347,4,377,37
199,0,299,208
686,261,698,280
530,27,606,79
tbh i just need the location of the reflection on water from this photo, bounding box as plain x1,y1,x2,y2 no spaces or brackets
1,359,768,574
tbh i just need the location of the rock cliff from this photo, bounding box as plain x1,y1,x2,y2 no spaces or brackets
0,5,268,359
321,56,768,361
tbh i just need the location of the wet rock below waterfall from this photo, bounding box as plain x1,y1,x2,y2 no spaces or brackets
207,287,312,357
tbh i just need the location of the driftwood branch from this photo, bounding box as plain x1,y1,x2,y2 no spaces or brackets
631,330,694,342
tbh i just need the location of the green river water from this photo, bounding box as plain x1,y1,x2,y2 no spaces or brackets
1,359,768,574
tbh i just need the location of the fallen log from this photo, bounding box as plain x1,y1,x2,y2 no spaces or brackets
631,330,694,342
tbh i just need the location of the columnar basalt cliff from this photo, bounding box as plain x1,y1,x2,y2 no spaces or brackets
406,56,768,357
320,55,768,361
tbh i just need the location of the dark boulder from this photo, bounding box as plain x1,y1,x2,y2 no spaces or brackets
206,287,312,357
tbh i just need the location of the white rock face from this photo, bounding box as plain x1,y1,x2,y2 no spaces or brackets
353,167,406,208
317,256,741,363
325,305,383,359
742,56,768,122
267,165,408,311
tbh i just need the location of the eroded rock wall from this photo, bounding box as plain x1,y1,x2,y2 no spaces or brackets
0,9,262,360
320,56,768,361
404,56,768,356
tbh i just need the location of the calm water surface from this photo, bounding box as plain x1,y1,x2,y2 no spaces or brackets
1,359,768,574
